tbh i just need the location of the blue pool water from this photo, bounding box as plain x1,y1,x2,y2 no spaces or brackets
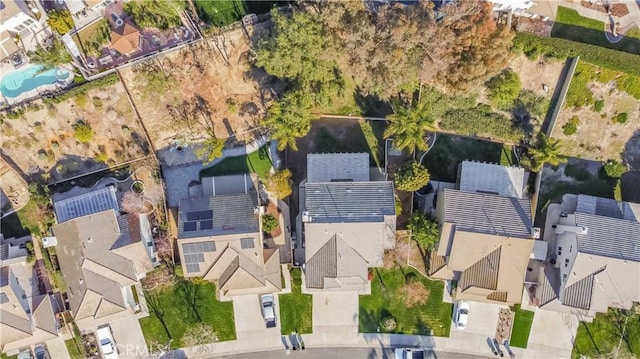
0,65,70,98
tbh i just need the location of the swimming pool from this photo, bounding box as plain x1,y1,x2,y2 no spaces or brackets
0,65,70,99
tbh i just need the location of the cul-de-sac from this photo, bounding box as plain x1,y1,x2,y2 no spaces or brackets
1,0,639,358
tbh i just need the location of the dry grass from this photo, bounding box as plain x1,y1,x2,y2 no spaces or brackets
383,239,410,269
402,280,430,307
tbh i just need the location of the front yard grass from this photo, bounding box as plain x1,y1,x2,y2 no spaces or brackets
359,267,452,337
279,267,312,335
552,7,640,55
139,280,236,348
199,145,272,180
64,338,85,359
572,308,640,358
510,304,534,348
422,134,515,182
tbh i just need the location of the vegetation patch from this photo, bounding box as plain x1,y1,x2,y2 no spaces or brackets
513,32,640,77
139,280,236,348
572,308,640,358
73,19,110,57
510,304,534,348
124,0,185,30
199,145,272,180
195,0,246,27
613,112,628,124
486,69,522,110
551,7,640,56
422,134,515,182
279,267,312,335
440,105,525,143
359,267,452,336
562,116,580,135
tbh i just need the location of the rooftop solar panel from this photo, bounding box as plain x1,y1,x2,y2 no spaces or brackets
184,222,197,232
186,210,213,221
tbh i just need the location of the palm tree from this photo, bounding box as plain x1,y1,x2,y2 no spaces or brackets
263,92,312,151
529,133,566,171
384,100,436,154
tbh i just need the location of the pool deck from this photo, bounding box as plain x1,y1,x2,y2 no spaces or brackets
0,62,75,108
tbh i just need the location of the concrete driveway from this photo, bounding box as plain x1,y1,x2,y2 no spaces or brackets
110,315,148,358
525,309,578,358
448,301,507,355
312,291,359,338
233,294,281,340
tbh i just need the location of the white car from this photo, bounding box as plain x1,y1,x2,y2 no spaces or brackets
454,301,470,329
394,348,425,359
95,325,119,359
261,294,277,328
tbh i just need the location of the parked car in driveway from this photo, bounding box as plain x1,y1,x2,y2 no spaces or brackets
394,348,425,359
34,345,49,359
454,301,470,329
16,350,32,359
96,325,119,359
261,294,277,328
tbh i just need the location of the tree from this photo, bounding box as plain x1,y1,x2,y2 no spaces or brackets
194,136,226,164
394,161,430,192
182,323,217,347
73,122,93,143
124,0,185,30
145,292,172,339
47,9,74,35
486,69,521,110
384,99,438,153
28,38,72,70
408,214,439,251
265,169,292,199
423,1,514,91
262,91,312,151
175,280,203,323
256,8,344,107
133,57,176,94
529,133,567,171
120,191,147,214
262,214,279,233
603,159,626,178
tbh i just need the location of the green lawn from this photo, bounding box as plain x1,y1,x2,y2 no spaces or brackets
0,200,49,239
552,7,640,55
64,338,85,359
279,267,312,335
572,308,640,358
139,280,236,348
422,134,515,182
359,267,452,337
510,304,534,348
195,0,246,27
1,353,18,359
199,145,272,180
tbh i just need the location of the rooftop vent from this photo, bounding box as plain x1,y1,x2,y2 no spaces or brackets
302,211,311,223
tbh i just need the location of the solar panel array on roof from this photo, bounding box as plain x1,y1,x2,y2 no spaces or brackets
183,222,197,232
182,241,216,273
54,186,120,223
187,210,213,221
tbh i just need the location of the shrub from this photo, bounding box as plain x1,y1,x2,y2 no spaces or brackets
513,32,640,77
395,197,402,216
92,96,103,109
562,116,580,135
486,69,521,110
408,214,439,250
262,214,279,233
74,93,88,108
395,161,430,192
124,0,185,30
44,74,119,104
440,106,525,143
266,169,293,199
95,152,108,163
613,112,628,124
73,122,93,143
381,316,397,331
603,159,626,178
593,99,605,112
565,63,595,108
47,9,74,35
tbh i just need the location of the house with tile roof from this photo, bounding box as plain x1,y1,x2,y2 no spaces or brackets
531,194,640,318
176,175,282,299
51,209,154,331
301,153,396,293
1,240,62,355
429,161,536,305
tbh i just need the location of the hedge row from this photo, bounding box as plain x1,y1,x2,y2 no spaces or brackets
44,73,120,104
439,106,525,143
513,32,640,77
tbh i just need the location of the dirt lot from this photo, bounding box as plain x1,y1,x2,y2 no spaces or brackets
551,81,640,166
119,22,276,152
511,54,565,98
0,82,150,183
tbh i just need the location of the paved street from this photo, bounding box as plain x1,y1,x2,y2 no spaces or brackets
216,348,491,359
